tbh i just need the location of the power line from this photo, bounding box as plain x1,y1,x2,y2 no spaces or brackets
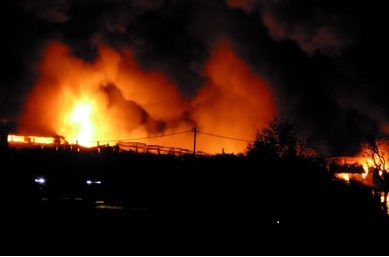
196,130,254,142
94,130,193,143
90,129,256,146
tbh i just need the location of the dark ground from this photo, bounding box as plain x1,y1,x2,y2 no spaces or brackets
1,147,389,255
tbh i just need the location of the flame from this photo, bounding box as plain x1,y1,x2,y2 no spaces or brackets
335,173,350,182
16,37,277,154
329,139,389,187
67,99,95,146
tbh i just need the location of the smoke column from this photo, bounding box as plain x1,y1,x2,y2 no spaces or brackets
17,36,276,154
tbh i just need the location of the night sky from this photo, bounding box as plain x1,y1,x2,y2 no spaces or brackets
0,0,387,157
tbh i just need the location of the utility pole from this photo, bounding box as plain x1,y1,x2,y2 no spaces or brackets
193,102,199,157
193,127,197,156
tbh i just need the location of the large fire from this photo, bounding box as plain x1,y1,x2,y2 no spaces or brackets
13,37,277,155
329,139,389,187
328,139,389,213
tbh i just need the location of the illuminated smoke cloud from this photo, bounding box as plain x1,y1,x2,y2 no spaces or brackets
18,0,72,23
18,41,191,147
191,37,276,154
1,0,387,157
226,0,359,57
17,36,276,154
225,0,258,13
225,0,389,157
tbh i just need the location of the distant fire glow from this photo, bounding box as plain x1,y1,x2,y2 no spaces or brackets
15,37,277,154
329,139,389,188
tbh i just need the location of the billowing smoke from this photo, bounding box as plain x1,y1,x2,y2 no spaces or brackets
1,0,387,156
17,37,276,154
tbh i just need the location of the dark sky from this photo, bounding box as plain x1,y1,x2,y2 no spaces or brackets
0,0,387,157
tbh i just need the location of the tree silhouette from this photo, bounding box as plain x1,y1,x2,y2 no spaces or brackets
362,135,389,212
245,117,389,228
246,117,301,160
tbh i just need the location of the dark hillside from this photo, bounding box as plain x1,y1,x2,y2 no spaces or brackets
0,147,389,255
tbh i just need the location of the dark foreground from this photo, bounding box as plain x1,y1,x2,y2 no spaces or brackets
1,148,389,255
4,196,388,256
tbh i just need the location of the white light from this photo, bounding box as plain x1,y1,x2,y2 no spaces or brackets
86,180,101,185
34,177,45,184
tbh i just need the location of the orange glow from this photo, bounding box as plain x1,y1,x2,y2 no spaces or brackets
381,124,389,134
329,139,389,187
16,38,277,154
191,38,277,154
335,173,350,182
7,134,65,145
